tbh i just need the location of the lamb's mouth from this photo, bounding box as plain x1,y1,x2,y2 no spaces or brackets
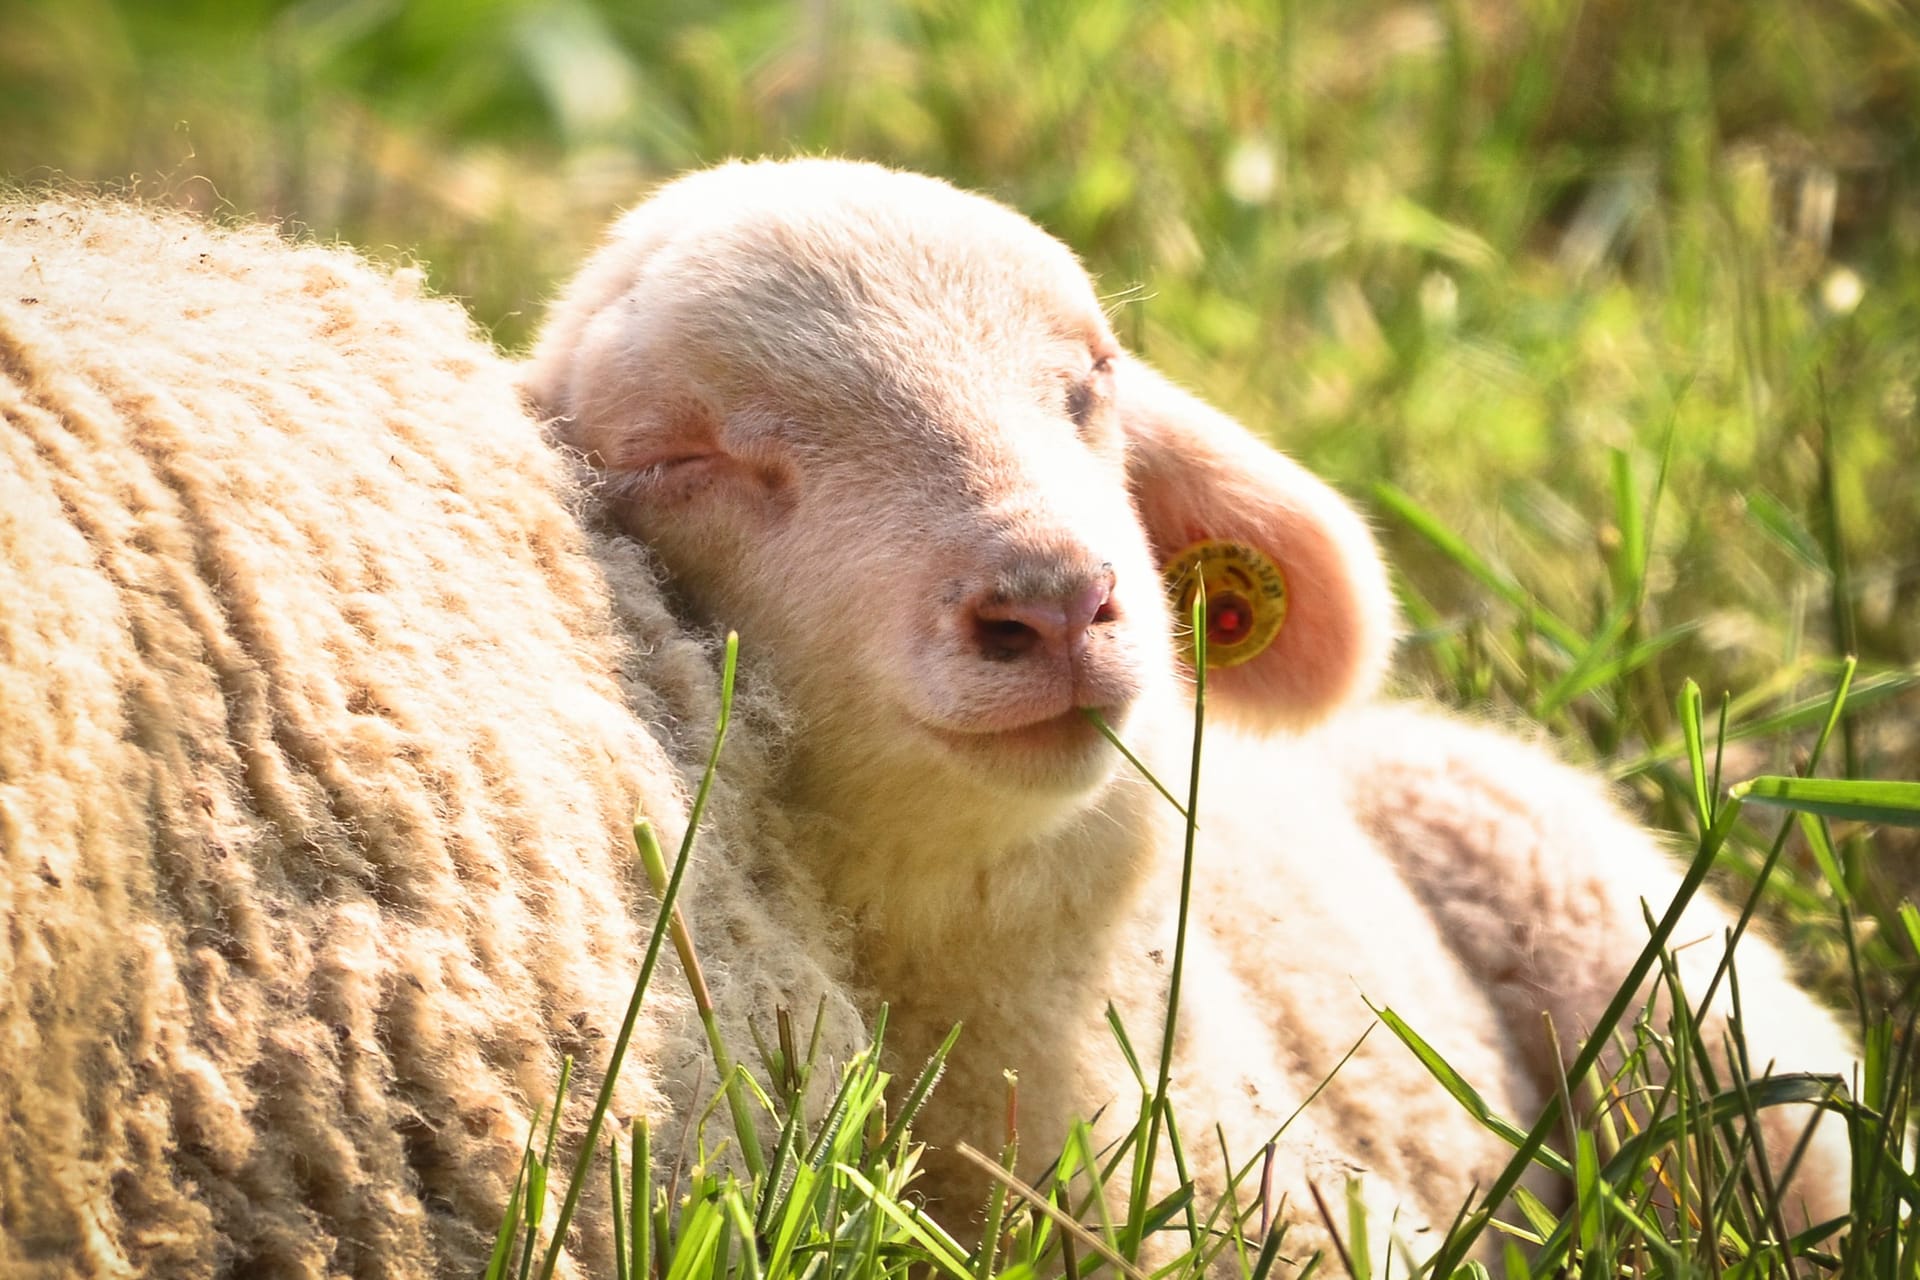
922,706,1119,761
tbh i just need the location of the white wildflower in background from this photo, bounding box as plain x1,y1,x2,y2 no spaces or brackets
1223,136,1278,206
1821,264,1864,316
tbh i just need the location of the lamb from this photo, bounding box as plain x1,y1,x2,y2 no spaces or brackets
524,157,1859,1269
0,197,865,1278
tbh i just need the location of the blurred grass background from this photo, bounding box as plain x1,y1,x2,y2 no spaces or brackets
5,0,1918,994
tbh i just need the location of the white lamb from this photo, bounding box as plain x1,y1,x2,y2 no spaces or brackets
524,157,1856,1270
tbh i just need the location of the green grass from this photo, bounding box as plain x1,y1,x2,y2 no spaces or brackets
6,0,1919,1271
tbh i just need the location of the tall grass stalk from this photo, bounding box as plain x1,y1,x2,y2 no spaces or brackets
1131,581,1210,1256
529,633,744,1280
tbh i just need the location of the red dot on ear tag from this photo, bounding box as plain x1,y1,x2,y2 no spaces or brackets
1208,595,1253,645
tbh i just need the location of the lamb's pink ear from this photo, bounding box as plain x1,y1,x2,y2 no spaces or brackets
520,169,779,497
1118,358,1397,729
519,216,739,502
523,302,729,485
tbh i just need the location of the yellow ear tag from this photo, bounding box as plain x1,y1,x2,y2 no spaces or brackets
1162,540,1288,669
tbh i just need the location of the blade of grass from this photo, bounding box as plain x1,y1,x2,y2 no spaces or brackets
518,1056,572,1280
1731,777,1920,827
973,1074,1017,1280
1305,1182,1356,1280
1614,667,1920,778
1372,481,1584,653
1533,619,1697,720
830,1164,975,1279
1681,678,1713,828
1082,708,1190,821
610,1129,628,1280
1131,580,1209,1257
636,815,766,1181
634,634,764,1183
1103,1003,1147,1088
484,1118,539,1280
1529,1074,1848,1270
872,1021,963,1165
1344,1180,1373,1280
536,633,742,1280
955,1142,1151,1280
1368,1002,1571,1180
632,1118,651,1280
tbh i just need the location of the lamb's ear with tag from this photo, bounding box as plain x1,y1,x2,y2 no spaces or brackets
1116,358,1398,730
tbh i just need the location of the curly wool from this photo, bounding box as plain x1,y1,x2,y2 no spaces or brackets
0,199,859,1279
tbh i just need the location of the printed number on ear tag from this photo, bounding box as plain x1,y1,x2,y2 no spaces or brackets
1161,540,1288,669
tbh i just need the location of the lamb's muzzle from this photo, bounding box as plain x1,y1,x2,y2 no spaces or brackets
969,562,1116,666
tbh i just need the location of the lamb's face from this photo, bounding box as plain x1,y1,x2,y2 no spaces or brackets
696,288,1172,803
548,167,1175,810
527,160,1399,845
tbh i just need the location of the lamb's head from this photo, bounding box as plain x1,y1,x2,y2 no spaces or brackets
525,159,1395,857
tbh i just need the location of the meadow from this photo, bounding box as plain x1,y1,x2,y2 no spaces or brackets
6,0,1920,1273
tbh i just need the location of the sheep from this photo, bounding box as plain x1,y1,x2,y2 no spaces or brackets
0,197,865,1279
524,157,1859,1270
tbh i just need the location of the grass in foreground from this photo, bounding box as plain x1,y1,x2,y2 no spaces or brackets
492,613,1920,1279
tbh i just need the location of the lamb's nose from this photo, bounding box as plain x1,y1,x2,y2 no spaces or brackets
970,570,1118,662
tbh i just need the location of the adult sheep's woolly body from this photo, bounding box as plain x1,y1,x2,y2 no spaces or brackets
0,200,861,1278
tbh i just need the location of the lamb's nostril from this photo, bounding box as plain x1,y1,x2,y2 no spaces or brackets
969,568,1119,664
1080,571,1118,630
976,616,1045,661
